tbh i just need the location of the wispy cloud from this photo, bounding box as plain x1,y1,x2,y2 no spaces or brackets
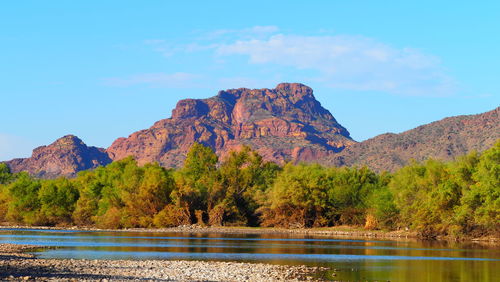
145,26,280,57
215,34,455,96
138,27,455,96
204,25,279,40
103,72,202,88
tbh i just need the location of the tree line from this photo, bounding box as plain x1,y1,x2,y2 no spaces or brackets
0,141,498,238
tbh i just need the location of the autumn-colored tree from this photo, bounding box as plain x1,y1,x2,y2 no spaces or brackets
0,139,496,239
211,146,279,226
121,163,175,227
168,142,219,225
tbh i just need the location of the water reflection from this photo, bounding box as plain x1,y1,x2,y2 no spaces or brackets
0,228,498,281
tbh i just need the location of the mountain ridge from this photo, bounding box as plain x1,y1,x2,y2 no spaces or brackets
328,106,500,171
3,83,499,177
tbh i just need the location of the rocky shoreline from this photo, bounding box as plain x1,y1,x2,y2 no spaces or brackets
0,244,327,281
1,224,418,239
3,224,497,243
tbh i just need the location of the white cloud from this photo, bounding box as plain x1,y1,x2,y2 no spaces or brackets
215,34,455,96
247,26,280,34
0,134,35,161
103,72,202,88
146,26,281,57
141,28,455,96
205,25,279,40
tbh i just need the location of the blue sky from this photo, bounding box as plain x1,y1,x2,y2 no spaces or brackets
1,1,499,160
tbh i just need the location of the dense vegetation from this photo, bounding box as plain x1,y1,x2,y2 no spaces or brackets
0,141,498,239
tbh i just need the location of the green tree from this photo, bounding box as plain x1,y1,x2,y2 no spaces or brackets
326,166,380,226
5,172,41,224
260,163,329,228
72,169,105,225
456,141,499,235
121,163,175,227
38,178,79,226
389,159,457,237
212,146,278,226
93,157,143,228
0,163,12,184
73,157,143,228
163,143,219,226
368,181,398,229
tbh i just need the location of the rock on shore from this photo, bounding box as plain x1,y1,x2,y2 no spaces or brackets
0,244,326,281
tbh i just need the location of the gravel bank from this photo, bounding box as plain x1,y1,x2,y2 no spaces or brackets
0,244,327,281
5,224,497,243
1,224,418,240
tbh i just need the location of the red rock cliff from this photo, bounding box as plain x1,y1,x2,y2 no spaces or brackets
106,83,355,167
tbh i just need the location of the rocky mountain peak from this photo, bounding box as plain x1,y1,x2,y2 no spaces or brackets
275,82,314,101
5,135,111,178
51,135,85,149
107,83,355,167
214,83,314,104
171,99,209,120
55,134,83,144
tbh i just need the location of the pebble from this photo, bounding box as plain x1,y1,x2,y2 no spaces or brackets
0,243,327,281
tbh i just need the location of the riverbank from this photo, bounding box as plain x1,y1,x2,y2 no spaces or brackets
2,223,417,238
2,224,498,243
0,244,326,281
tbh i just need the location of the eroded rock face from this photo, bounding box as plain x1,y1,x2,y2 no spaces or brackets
107,83,355,167
5,135,112,178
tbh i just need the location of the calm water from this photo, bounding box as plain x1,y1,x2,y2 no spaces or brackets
0,228,498,281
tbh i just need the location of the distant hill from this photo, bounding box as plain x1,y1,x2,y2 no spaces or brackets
328,107,500,172
5,135,111,178
3,83,498,177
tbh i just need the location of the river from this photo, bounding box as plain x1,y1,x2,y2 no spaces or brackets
0,228,498,281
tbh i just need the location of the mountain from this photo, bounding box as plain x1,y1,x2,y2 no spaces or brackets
328,107,500,172
107,83,355,167
5,135,111,178
3,83,498,178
